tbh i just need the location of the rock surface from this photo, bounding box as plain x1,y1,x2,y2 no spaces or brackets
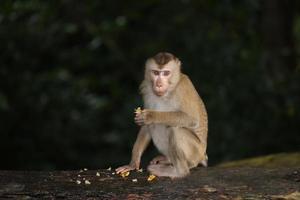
0,167,299,199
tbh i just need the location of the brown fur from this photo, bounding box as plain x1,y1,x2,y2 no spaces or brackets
116,52,208,178
152,52,178,69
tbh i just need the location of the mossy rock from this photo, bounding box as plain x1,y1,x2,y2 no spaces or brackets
218,152,300,168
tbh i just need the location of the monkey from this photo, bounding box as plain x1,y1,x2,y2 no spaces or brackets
116,52,208,178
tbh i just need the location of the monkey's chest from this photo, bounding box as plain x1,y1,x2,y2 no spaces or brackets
144,94,179,156
149,124,171,156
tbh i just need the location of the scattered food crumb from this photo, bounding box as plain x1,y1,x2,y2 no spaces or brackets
112,172,116,175
107,167,112,171
84,180,91,185
137,168,143,173
96,172,100,176
76,180,81,184
78,174,81,177
132,179,138,182
79,170,83,173
147,174,156,181
83,168,88,171
120,171,130,178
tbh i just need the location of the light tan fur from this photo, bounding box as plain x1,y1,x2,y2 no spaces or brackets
116,52,208,178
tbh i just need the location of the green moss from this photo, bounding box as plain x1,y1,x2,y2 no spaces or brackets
218,152,300,168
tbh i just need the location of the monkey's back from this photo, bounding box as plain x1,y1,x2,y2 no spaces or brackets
175,74,208,151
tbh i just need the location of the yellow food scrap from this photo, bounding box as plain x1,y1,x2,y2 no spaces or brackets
147,174,156,181
84,180,91,185
134,107,142,114
132,179,138,182
96,172,100,176
120,171,130,178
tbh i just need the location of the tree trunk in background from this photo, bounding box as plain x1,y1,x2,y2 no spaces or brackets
261,0,296,81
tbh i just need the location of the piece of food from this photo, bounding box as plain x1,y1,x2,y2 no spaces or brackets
132,179,138,182
120,171,130,178
107,167,112,171
96,172,100,176
147,174,156,181
76,180,81,184
137,168,143,173
85,180,91,185
83,168,88,171
134,107,142,114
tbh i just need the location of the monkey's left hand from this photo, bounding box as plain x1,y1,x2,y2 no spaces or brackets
134,109,154,126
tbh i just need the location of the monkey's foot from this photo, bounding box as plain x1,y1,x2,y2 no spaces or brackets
150,155,171,165
147,164,185,178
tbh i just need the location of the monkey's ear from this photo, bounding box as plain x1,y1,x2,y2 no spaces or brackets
175,58,182,67
145,58,155,70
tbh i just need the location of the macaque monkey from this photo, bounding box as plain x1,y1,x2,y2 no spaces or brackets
116,52,208,178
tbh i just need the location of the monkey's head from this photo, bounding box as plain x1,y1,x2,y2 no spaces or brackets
145,52,181,97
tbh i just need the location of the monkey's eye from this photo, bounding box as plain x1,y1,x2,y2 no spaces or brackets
152,70,160,76
162,71,170,76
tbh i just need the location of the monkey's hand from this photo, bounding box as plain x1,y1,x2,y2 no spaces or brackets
134,109,154,126
115,160,140,174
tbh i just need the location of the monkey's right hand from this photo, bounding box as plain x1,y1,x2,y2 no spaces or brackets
134,109,153,126
115,161,140,174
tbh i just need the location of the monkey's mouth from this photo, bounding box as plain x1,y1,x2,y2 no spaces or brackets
153,86,168,97
155,90,166,97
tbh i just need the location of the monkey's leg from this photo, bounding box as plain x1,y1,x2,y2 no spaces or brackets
167,128,191,177
150,155,171,165
148,128,203,178
147,132,189,178
147,163,177,177
168,127,206,177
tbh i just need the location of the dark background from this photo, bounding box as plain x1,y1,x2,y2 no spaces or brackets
0,0,299,170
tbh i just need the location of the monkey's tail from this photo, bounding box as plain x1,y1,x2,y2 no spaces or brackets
200,154,208,167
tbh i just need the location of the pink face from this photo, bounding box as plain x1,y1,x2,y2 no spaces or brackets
150,68,171,96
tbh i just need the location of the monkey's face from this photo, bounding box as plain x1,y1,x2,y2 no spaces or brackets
145,56,181,97
150,65,172,97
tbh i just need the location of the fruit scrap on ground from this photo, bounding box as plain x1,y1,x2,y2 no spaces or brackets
147,174,156,181
120,171,130,178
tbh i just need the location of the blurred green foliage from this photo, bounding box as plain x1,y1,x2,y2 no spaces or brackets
0,0,299,170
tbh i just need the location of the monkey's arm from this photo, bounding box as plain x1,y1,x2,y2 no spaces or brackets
154,111,198,129
116,126,151,174
130,126,151,165
136,110,198,130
